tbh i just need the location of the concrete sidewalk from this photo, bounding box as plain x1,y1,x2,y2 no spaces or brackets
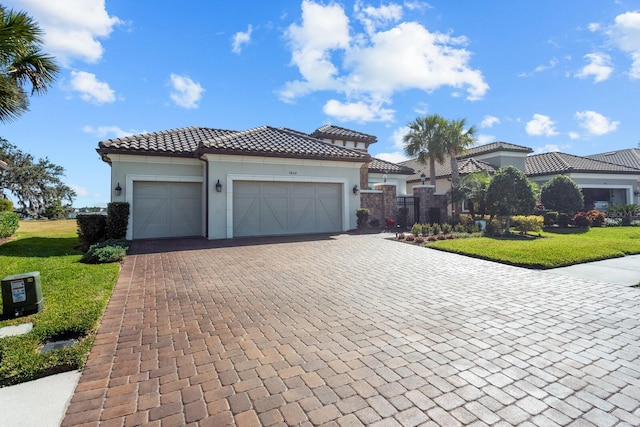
0,370,81,427
544,254,640,287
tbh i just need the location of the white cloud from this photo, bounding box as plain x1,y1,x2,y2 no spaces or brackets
575,52,613,82
375,151,409,163
69,184,91,197
480,115,500,128
280,0,488,123
82,125,139,138
476,134,494,144
605,11,640,78
169,74,205,109
518,59,558,77
575,110,619,136
390,126,409,150
534,144,561,154
569,131,580,139
323,98,394,122
69,71,115,104
354,1,403,36
8,0,122,65
525,114,558,137
232,25,253,54
588,22,601,32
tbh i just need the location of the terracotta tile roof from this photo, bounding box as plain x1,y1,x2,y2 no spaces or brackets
399,156,495,182
585,148,640,169
97,125,369,162
368,157,414,175
310,124,377,143
525,152,640,176
460,141,533,158
98,126,237,155
200,126,368,161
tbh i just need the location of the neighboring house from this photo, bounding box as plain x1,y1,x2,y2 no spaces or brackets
98,125,369,240
367,157,414,195
399,141,640,213
526,152,640,209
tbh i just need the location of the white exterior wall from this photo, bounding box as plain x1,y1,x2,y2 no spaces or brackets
107,154,206,240
202,154,363,239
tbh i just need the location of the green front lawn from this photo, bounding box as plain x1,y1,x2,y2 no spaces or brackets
0,220,119,386
429,227,640,269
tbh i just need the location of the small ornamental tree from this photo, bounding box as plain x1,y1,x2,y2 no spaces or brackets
540,175,584,215
485,166,536,234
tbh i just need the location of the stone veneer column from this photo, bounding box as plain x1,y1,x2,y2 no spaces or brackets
412,184,447,223
373,183,397,220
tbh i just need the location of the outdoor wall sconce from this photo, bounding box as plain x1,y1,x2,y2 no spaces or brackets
421,173,426,185
215,179,222,193
352,185,359,195
383,172,388,183
114,183,122,196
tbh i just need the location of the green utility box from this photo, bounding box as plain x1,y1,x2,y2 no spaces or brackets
1,272,43,317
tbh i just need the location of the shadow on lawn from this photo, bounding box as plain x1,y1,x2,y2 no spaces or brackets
542,227,591,235
0,237,81,258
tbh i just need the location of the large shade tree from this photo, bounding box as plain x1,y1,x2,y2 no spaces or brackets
0,138,75,217
486,166,536,233
403,114,447,189
0,5,59,122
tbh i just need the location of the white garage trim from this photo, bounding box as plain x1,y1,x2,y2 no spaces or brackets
125,174,204,240
225,174,352,239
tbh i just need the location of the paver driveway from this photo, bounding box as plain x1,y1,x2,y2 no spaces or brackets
62,233,640,426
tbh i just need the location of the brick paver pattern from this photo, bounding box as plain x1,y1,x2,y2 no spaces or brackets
62,234,640,426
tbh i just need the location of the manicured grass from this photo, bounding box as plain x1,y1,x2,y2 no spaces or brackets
0,220,119,386
428,227,640,269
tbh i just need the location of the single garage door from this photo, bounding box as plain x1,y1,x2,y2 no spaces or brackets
233,181,342,237
132,181,202,239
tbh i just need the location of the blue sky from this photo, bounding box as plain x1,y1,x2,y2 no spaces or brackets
2,0,640,207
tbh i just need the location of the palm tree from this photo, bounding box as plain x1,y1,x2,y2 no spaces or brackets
403,114,447,189
0,6,59,122
443,118,477,215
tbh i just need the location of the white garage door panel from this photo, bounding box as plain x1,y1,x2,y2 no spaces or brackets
133,182,202,239
233,181,342,237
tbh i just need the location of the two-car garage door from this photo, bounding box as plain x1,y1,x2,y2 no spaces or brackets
132,181,202,239
233,181,342,237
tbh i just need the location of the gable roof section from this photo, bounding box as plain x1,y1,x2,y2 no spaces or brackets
368,157,414,175
525,152,640,176
460,141,533,158
399,156,495,182
585,148,640,169
310,124,377,144
200,126,368,161
98,125,369,163
98,126,237,157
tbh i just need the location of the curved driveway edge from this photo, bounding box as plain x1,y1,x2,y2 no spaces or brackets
63,234,640,426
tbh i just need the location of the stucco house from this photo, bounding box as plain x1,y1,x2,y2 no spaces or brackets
98,125,371,240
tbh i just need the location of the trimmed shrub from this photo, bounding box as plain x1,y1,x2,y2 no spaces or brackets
441,223,452,234
0,211,19,238
557,212,570,228
368,218,380,228
106,202,130,239
541,175,584,215
77,214,106,246
432,223,441,235
572,211,590,228
587,210,605,227
543,211,558,226
511,215,543,234
0,198,13,212
411,223,422,236
356,208,370,229
81,239,128,264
